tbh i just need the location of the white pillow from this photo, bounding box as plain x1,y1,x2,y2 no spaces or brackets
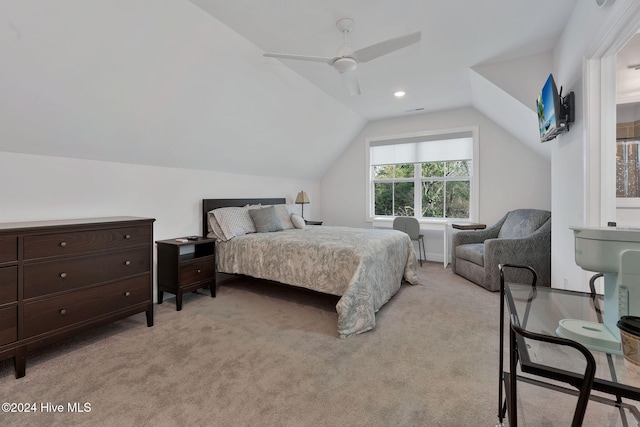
207,211,227,241
290,214,306,229
212,207,256,241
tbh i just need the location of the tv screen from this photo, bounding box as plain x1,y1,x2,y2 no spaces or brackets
536,74,560,142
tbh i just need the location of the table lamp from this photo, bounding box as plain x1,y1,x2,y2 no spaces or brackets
295,191,310,218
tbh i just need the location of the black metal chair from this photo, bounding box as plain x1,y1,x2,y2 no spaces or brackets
497,264,597,427
508,321,597,427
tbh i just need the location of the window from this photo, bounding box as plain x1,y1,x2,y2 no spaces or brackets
421,160,471,218
367,128,478,221
373,164,415,216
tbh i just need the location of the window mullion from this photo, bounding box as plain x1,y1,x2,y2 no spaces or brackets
414,163,421,218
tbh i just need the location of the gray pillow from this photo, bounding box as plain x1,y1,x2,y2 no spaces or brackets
249,206,283,233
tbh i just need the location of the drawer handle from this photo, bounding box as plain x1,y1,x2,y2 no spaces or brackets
124,291,131,297
60,272,67,279
197,269,202,274
125,260,131,266
59,309,67,315
60,241,67,247
124,234,132,239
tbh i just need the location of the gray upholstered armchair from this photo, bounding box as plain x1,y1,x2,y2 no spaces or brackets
451,209,551,291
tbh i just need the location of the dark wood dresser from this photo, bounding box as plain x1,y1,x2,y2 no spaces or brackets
0,216,155,378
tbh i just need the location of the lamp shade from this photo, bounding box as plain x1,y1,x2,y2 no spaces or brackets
295,191,310,204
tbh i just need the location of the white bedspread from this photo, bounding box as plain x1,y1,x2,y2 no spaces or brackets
215,226,420,338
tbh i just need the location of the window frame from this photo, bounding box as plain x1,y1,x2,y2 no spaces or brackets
365,126,479,223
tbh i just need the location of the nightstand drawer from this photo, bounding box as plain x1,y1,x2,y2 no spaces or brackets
0,266,17,305
23,225,151,260
0,237,17,263
0,306,17,346
180,256,215,286
23,275,150,338
24,247,150,299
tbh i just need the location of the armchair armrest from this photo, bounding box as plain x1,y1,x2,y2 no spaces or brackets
452,225,500,246
451,214,506,272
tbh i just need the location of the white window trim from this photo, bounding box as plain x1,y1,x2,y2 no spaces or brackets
364,126,479,223
617,198,640,208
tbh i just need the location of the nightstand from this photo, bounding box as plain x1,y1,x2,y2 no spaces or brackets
304,220,323,226
156,236,216,311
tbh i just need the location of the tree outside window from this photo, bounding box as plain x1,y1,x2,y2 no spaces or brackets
373,164,415,216
373,160,471,219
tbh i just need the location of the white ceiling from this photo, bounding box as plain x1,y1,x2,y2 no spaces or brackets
1,1,595,181
190,0,579,121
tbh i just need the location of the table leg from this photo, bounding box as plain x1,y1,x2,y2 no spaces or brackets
509,326,518,427
443,225,448,268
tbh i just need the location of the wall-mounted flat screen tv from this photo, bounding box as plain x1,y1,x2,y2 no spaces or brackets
536,73,574,142
536,74,560,142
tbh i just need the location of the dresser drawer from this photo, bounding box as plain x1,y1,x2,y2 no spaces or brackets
180,256,215,286
0,237,17,263
23,225,151,260
0,266,17,305
0,306,17,346
24,247,150,299
23,275,150,338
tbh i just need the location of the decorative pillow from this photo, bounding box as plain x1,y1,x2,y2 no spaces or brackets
285,203,302,216
207,211,227,241
273,205,295,229
290,214,306,229
213,207,257,241
249,206,283,233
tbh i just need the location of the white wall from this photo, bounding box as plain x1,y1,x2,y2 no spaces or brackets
320,106,551,263
0,151,320,237
551,0,640,291
0,151,320,299
0,0,365,180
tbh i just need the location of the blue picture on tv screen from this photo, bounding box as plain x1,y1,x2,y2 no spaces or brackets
537,74,557,141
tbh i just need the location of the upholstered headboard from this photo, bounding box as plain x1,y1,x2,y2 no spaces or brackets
201,198,286,237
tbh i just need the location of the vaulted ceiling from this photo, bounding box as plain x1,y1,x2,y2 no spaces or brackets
0,0,583,180
192,0,577,120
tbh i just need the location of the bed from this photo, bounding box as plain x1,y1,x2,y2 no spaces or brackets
202,198,420,338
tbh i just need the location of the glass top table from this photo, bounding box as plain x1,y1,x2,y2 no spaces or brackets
499,281,640,426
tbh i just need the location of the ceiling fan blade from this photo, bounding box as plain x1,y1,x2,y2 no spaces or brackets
340,70,361,96
263,52,334,64
354,31,421,63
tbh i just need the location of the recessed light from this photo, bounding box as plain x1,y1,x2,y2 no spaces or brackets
394,91,406,98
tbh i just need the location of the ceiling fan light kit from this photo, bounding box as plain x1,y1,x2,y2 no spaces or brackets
333,57,357,73
263,17,421,96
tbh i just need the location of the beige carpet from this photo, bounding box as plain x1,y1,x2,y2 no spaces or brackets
0,263,634,426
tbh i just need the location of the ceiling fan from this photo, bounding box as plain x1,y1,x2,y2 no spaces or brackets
263,18,421,96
